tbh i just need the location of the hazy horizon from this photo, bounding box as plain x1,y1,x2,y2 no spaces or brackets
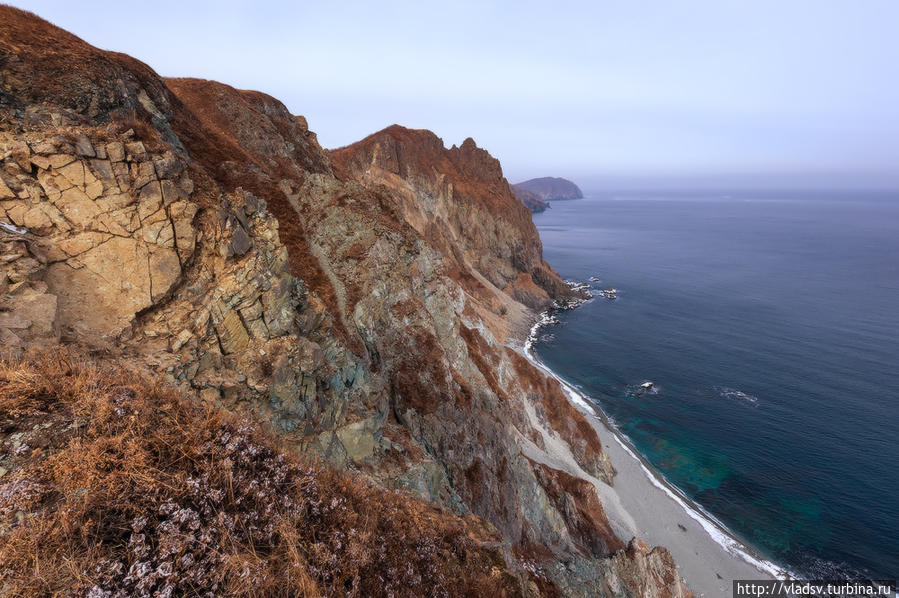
11,0,899,190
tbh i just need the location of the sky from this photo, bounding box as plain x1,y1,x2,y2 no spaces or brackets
11,0,899,190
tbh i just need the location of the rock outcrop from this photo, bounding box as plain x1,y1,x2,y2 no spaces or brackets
0,7,690,597
515,177,584,201
512,184,550,213
0,127,195,348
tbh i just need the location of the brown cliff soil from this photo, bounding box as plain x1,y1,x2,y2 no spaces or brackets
0,350,527,597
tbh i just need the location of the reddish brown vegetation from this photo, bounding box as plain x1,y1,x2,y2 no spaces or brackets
507,350,611,482
388,328,453,416
0,7,170,123
459,325,507,401
0,350,527,597
528,460,625,558
332,126,530,230
162,78,356,344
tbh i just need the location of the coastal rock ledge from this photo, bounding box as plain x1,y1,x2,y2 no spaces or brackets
0,6,690,597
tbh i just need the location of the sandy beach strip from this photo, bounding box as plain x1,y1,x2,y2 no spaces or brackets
519,338,783,597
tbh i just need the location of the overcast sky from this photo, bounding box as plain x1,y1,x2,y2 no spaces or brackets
13,0,899,189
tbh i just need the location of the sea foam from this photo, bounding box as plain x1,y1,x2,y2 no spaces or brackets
716,386,760,406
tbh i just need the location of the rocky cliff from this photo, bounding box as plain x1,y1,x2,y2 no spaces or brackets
330,125,576,316
514,177,584,201
0,7,690,597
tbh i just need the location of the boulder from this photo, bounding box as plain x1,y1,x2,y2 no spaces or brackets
335,416,383,460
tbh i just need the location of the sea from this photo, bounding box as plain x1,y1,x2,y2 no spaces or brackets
530,190,899,581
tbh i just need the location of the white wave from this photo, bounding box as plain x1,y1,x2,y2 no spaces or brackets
716,386,759,406
524,310,560,355
564,279,592,294
609,431,789,580
625,382,660,397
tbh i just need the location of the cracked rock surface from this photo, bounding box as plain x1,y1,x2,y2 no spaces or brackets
0,128,195,342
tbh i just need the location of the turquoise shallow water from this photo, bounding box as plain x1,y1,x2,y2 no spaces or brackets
531,191,899,579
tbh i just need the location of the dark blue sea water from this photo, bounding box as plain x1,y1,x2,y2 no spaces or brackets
531,191,899,580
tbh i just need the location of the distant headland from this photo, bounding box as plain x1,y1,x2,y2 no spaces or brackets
512,177,583,212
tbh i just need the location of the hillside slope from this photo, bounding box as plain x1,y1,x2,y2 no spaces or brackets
514,177,584,201
0,7,689,596
0,351,529,597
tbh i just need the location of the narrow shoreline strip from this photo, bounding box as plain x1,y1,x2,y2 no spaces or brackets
514,309,793,596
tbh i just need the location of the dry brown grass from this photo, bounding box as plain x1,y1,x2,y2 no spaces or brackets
0,349,526,597
0,5,172,123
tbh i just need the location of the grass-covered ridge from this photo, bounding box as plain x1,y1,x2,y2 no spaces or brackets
0,350,528,597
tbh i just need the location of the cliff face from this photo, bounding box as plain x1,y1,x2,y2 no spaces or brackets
330,125,576,316
515,177,584,201
0,7,689,597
